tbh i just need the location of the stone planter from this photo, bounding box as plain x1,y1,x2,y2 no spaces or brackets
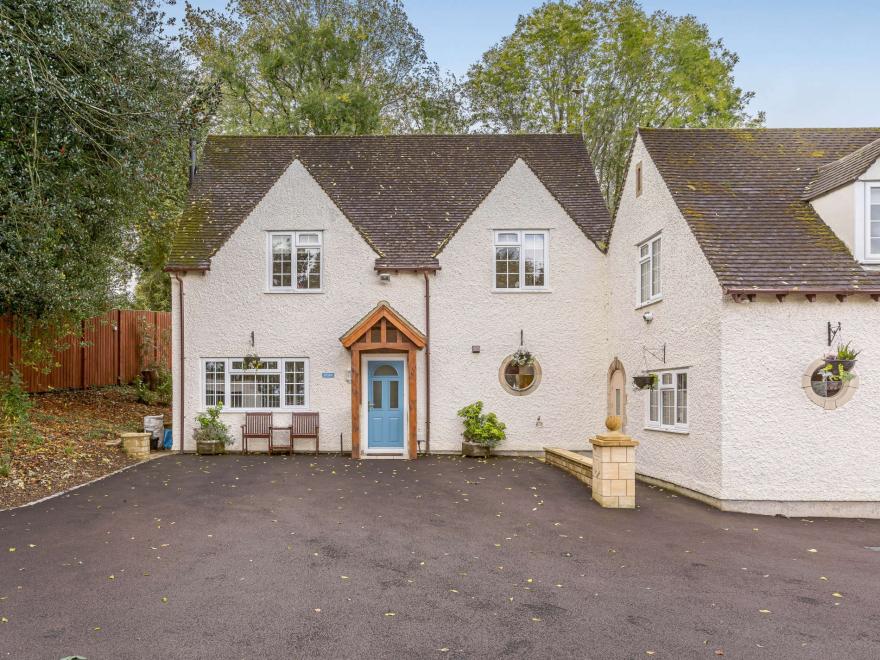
461,441,490,458
196,438,226,455
119,432,151,460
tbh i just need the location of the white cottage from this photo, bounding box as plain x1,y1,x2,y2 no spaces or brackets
167,130,880,518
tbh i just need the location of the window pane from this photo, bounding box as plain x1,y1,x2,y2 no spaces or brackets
296,233,320,245
872,238,880,255
649,389,658,422
495,246,520,288
661,389,674,426
389,381,399,409
205,361,225,406
871,188,880,221
524,234,545,287
640,260,650,303
272,236,292,288
230,373,280,409
372,380,382,409
661,373,673,386
374,364,398,376
651,238,661,297
640,244,649,259
676,373,687,425
496,232,519,244
284,360,305,407
504,363,535,391
296,247,321,289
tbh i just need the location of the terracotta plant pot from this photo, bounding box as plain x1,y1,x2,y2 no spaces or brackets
461,441,490,458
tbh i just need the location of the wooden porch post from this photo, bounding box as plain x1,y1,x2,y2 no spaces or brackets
350,346,361,459
407,347,417,459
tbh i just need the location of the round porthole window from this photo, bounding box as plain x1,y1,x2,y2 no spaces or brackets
499,355,542,395
802,358,858,410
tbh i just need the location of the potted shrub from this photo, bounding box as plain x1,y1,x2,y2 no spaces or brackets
632,373,657,390
824,341,860,372
194,403,234,455
457,401,506,458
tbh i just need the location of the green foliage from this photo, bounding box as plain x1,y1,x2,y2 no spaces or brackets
835,342,860,361
0,0,205,361
183,0,467,135
194,402,234,446
466,0,763,209
133,366,171,406
823,363,854,384
134,376,158,406
457,401,506,449
0,370,41,448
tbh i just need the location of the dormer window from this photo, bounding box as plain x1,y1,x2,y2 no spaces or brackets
868,185,880,260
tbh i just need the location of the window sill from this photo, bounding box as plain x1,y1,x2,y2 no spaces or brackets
491,288,553,294
202,407,311,414
635,296,663,310
264,289,324,294
643,426,689,435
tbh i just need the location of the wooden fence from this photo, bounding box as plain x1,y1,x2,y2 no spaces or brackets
0,310,171,393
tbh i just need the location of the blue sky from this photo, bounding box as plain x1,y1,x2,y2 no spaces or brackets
164,0,879,127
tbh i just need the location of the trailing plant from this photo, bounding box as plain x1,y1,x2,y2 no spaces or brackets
823,363,854,384
242,354,263,371
194,403,234,446
510,347,534,368
457,401,506,449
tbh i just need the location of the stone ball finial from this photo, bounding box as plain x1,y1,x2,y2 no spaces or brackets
605,415,622,432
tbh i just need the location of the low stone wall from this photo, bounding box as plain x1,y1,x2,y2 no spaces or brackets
544,448,593,488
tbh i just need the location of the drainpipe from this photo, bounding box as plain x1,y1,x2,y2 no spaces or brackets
174,272,185,452
423,270,431,455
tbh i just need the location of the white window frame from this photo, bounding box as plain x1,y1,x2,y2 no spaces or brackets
645,369,688,433
266,231,323,293
200,358,310,412
637,234,662,307
864,183,880,263
492,230,550,292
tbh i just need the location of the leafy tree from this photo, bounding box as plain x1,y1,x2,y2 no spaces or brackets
183,0,467,135
0,0,200,358
466,0,763,208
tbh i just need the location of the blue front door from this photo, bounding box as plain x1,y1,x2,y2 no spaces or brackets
367,360,404,450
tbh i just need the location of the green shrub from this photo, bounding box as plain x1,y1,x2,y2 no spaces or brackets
0,370,41,447
457,401,506,449
155,366,172,406
0,453,10,478
134,376,159,406
194,402,233,446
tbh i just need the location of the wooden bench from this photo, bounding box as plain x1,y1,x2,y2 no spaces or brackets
241,412,272,454
271,412,320,456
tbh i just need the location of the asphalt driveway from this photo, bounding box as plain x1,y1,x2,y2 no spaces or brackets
2,454,879,659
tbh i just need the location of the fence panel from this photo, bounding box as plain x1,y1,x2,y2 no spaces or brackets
0,310,171,393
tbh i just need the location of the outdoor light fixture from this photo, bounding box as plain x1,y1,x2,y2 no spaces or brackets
379,272,391,282
643,311,654,323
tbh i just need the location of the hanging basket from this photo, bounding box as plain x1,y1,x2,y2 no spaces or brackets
632,374,657,390
510,347,534,368
823,357,856,372
242,353,262,370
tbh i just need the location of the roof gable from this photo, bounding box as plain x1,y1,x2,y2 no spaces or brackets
167,135,610,271
639,127,880,293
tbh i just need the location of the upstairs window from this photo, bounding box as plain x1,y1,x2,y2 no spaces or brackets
494,230,549,290
268,231,322,291
868,185,880,260
638,235,661,305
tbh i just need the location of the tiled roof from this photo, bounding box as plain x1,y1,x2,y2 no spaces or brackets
639,128,880,293
803,137,880,200
167,135,610,270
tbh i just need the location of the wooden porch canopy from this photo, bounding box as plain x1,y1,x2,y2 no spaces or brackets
340,301,426,459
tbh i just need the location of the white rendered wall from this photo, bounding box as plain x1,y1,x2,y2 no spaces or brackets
429,159,608,452
175,160,426,452
607,137,725,498
720,296,880,503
